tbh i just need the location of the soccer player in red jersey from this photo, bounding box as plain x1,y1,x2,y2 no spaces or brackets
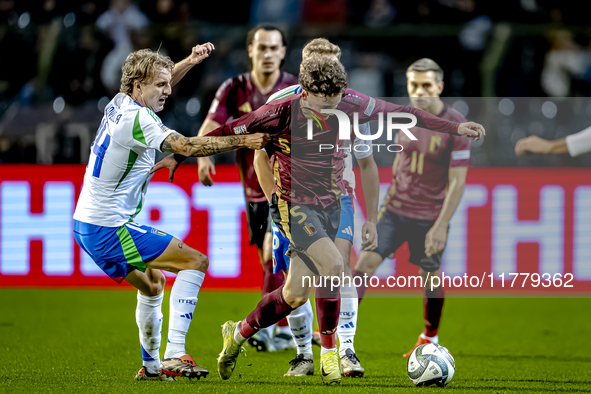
197,24,300,350
199,51,484,383
353,58,472,357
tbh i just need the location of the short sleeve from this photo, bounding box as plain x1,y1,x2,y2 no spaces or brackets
352,122,374,160
449,134,471,167
206,78,232,125
132,108,175,152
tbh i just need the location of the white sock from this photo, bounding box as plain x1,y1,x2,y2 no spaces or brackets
164,270,205,359
264,324,276,338
338,284,358,357
321,346,337,356
276,324,291,336
136,291,163,374
286,300,314,357
421,333,439,343
234,320,247,344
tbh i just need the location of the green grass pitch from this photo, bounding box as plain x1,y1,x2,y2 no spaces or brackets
1,289,590,393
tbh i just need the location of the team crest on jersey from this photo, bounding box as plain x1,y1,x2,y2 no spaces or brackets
364,97,376,116
233,125,248,134
238,102,253,113
303,222,316,236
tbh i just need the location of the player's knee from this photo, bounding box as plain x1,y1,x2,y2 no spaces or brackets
288,296,308,309
192,253,209,272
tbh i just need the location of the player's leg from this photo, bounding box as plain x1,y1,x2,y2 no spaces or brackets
74,221,175,381
248,203,289,347
334,194,364,377
145,236,209,378
353,209,402,302
267,224,315,376
402,218,446,357
124,268,173,381
217,259,313,380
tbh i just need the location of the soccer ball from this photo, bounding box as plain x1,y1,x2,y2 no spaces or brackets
407,343,455,387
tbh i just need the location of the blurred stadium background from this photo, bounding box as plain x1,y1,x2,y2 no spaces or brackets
0,0,590,290
1,1,591,392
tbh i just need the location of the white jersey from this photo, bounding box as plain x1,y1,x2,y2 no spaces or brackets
566,125,591,157
267,85,374,197
74,93,174,227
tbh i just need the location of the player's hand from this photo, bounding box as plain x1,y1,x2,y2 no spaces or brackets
188,43,215,65
458,122,485,141
514,135,552,156
198,157,216,186
241,133,271,150
150,154,180,182
425,223,448,257
361,220,378,251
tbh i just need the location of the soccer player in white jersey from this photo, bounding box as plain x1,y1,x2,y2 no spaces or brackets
262,41,379,377
73,45,269,382
515,127,591,157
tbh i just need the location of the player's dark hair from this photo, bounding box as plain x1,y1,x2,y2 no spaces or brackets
299,54,347,96
407,58,444,82
120,49,174,95
246,23,287,47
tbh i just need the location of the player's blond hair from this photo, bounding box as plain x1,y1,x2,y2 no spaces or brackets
302,38,341,61
120,49,175,95
299,54,347,96
407,58,443,82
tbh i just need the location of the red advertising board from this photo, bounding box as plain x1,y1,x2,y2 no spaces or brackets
0,165,590,294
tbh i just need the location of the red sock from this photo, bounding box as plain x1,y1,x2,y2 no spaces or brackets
423,286,444,337
353,270,368,304
262,259,285,297
240,284,294,339
315,284,340,349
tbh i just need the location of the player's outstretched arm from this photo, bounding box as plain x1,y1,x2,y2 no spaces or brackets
171,43,215,87
358,155,379,251
375,98,485,140
253,150,275,202
457,122,485,141
514,136,565,156
151,132,270,181
161,132,269,157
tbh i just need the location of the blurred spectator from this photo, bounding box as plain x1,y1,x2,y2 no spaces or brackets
250,0,301,28
302,0,347,26
541,29,583,97
96,0,148,93
363,0,396,28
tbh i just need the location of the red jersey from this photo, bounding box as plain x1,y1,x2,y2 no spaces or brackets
207,89,462,208
384,104,471,221
206,71,299,202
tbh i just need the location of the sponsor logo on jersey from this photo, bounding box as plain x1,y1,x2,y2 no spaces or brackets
341,226,353,236
233,125,248,134
364,97,376,116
